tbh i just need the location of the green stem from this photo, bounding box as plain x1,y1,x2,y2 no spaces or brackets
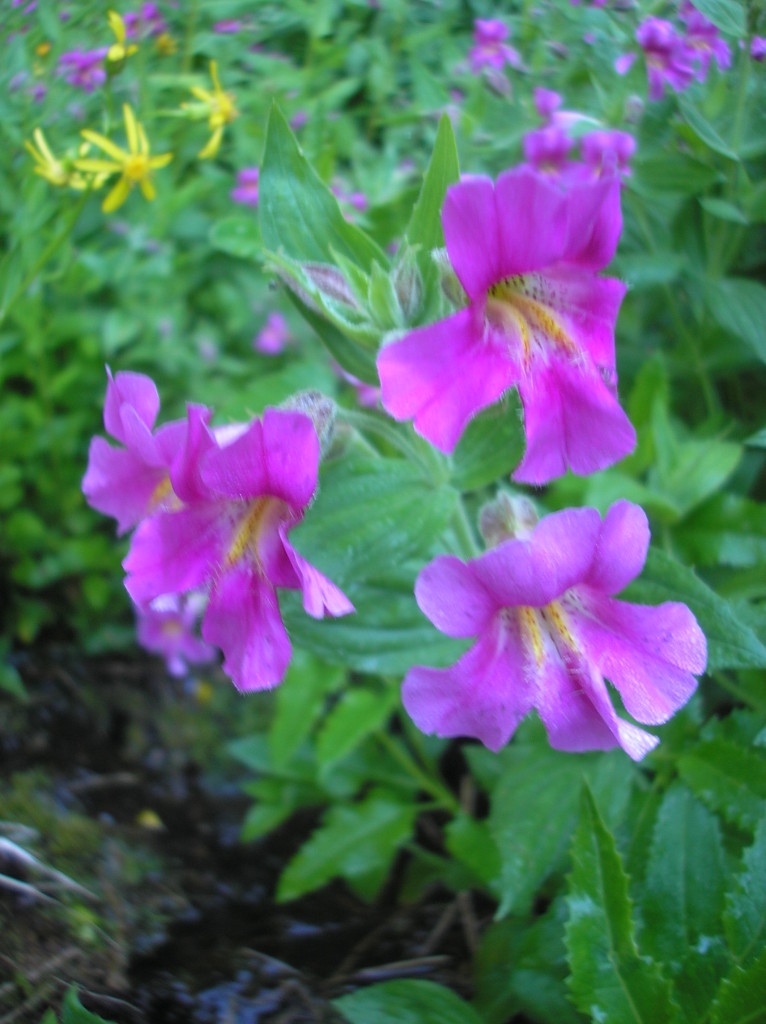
452,496,480,558
181,0,199,75
375,730,460,813
0,188,91,328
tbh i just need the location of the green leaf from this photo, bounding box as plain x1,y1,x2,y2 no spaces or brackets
260,105,387,273
615,252,687,288
707,278,766,363
335,979,485,1024
710,948,766,1024
678,739,766,831
677,98,739,160
565,787,679,1024
269,652,345,769
281,575,467,676
405,114,460,253
724,818,766,967
290,455,457,586
277,788,416,902
490,733,635,918
700,198,749,225
61,988,116,1024
687,0,745,35
449,394,525,491
208,215,261,259
625,548,766,671
678,494,766,569
642,784,725,963
315,685,398,772
445,813,502,891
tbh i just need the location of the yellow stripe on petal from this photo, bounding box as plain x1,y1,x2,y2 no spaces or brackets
102,176,131,213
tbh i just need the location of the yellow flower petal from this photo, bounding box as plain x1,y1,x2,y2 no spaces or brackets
33,127,56,165
107,9,125,44
81,129,127,163
190,86,213,103
74,158,120,174
139,177,156,201
102,176,131,213
209,60,222,94
123,104,139,155
148,152,173,169
197,125,223,160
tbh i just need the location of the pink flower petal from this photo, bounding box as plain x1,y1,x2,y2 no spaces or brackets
573,593,706,725
542,268,626,370
563,172,623,269
377,308,513,454
284,539,355,618
513,356,636,484
585,500,649,594
414,554,498,637
82,437,166,535
203,567,292,690
124,503,227,603
494,167,571,276
402,612,535,751
169,404,218,502
441,175,502,300
472,507,602,607
103,367,160,443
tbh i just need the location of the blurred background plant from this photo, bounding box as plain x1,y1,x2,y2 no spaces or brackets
2,0,766,1021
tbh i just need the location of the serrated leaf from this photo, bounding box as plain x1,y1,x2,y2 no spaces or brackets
642,784,725,963
707,277,766,363
260,105,387,273
290,455,457,586
281,576,467,676
209,215,261,259
724,818,766,966
625,547,766,671
678,739,766,831
449,394,525,491
490,738,635,918
269,652,345,768
277,788,415,902
566,787,679,1024
316,685,398,772
405,114,460,254
334,979,485,1024
710,948,766,1024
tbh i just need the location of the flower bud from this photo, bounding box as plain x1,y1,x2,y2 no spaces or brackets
281,390,336,455
392,252,424,322
479,492,539,547
431,248,466,308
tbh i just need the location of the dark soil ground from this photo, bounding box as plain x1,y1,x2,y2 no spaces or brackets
0,650,479,1023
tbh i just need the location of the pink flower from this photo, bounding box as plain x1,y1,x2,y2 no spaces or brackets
469,18,522,74
82,368,185,535
751,37,766,62
533,87,562,122
403,500,706,761
58,48,109,92
635,17,696,100
230,166,259,207
135,593,215,676
253,311,291,355
679,5,731,80
377,166,635,484
522,125,574,174
123,405,353,691
580,130,636,177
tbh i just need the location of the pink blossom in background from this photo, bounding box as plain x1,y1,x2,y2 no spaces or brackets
469,18,522,74
83,368,186,535
522,126,574,175
634,17,696,100
135,593,215,677
377,165,635,484
332,363,380,409
254,312,291,355
679,4,731,80
290,110,308,130
581,129,636,177
123,405,353,691
124,3,166,38
213,19,242,34
58,48,108,92
230,167,259,207
751,37,766,62
403,501,706,761
533,87,562,122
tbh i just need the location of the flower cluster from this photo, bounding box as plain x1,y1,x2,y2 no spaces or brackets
616,8,731,101
83,370,353,690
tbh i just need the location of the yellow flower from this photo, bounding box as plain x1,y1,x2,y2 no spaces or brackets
75,104,172,213
155,32,177,56
106,10,138,65
35,42,51,57
25,128,101,190
187,60,238,159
